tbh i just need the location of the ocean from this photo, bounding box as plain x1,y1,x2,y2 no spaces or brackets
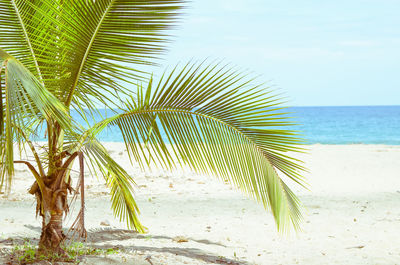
69,105,400,145
292,105,400,145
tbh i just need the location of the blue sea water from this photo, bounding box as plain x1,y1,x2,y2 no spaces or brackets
291,105,400,145
69,105,400,145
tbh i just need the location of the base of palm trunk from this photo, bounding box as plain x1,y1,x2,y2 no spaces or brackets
38,213,66,255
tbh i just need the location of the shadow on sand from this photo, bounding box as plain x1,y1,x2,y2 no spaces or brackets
0,225,251,265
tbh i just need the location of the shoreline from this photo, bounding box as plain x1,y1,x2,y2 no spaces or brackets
26,140,400,147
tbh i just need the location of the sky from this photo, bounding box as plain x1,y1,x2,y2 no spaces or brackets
155,0,400,107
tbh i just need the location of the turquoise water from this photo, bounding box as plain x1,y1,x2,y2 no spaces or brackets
65,105,400,145
291,106,400,145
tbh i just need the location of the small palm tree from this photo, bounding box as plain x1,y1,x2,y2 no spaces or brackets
0,0,306,255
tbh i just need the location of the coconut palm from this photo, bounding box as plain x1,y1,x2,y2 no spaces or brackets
0,0,306,255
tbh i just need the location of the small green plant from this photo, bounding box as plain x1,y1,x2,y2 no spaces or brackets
11,241,73,264
105,248,119,255
9,240,120,264
65,242,119,259
66,242,87,256
14,241,36,263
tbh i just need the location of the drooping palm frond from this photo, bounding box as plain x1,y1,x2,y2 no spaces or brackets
80,62,307,232
80,138,145,233
58,117,144,232
0,48,71,192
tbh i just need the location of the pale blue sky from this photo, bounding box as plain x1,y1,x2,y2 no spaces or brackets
156,0,400,106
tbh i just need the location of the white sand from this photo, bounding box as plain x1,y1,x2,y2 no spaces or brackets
1,144,400,264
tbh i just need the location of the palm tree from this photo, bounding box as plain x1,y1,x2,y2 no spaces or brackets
0,0,306,256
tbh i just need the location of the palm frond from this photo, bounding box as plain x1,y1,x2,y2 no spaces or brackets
80,138,145,233
0,0,62,81
109,62,307,232
0,0,184,121
57,116,145,232
56,0,185,115
0,48,71,192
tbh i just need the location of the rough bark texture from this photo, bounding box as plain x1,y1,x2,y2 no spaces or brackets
26,144,82,255
38,212,65,255
32,175,70,255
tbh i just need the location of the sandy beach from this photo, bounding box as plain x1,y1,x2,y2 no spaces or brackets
1,143,399,265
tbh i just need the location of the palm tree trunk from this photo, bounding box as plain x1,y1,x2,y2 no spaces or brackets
36,122,77,255
36,121,67,254
37,184,68,255
38,211,65,255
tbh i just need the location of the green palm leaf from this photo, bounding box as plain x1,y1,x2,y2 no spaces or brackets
81,139,145,233
53,0,184,114
0,0,184,119
60,117,144,232
86,62,307,232
0,48,71,191
0,0,62,80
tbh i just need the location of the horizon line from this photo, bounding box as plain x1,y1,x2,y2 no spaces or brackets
81,104,400,110
290,104,400,108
